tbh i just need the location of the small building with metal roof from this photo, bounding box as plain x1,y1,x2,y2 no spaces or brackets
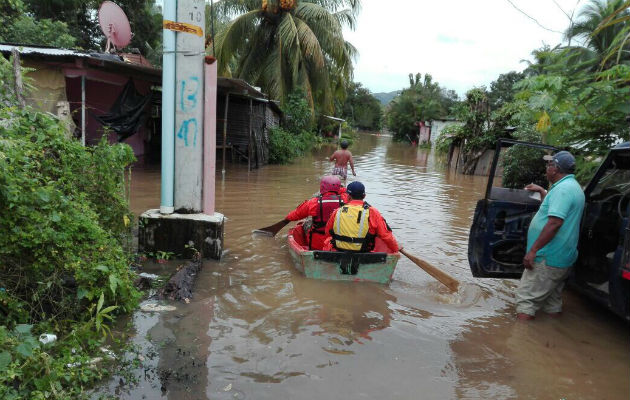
1,43,282,169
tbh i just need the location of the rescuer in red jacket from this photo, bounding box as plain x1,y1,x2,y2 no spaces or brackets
284,176,350,250
324,181,399,253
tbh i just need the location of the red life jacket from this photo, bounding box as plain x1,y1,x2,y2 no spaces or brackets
309,191,343,248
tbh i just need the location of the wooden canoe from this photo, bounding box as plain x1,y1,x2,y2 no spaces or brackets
287,223,400,284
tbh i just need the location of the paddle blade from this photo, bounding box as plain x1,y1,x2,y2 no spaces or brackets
400,249,460,292
252,219,290,237
252,229,275,236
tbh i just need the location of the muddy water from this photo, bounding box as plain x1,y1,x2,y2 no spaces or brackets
99,134,629,399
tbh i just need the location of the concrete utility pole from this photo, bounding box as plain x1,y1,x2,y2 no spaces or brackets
139,0,224,261
174,0,205,212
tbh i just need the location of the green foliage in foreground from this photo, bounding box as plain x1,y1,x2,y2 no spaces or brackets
0,107,140,398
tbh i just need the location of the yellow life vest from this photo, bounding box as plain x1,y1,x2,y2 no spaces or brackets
331,202,372,251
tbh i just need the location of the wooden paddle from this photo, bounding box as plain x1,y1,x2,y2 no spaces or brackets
252,219,290,236
399,248,460,292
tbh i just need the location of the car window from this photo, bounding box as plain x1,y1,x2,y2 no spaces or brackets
590,156,630,199
487,142,553,202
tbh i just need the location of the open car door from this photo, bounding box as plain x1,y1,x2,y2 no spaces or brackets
571,142,630,320
468,139,558,278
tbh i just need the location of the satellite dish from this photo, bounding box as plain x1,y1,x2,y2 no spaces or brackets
98,1,132,53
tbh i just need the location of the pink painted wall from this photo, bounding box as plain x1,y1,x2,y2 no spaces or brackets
418,121,431,144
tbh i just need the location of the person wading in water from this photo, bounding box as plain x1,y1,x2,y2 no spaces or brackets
329,140,356,180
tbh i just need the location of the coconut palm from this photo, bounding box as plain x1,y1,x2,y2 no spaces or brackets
211,0,360,113
563,0,630,69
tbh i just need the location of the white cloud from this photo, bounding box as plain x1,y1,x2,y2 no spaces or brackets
343,0,581,96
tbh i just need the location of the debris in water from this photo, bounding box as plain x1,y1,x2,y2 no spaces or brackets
39,333,57,344
140,303,177,312
138,272,159,279
158,256,202,302
322,347,354,355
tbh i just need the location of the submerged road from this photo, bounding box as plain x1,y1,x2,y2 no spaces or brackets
96,133,629,399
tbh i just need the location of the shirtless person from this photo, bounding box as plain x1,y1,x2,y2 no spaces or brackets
329,140,356,180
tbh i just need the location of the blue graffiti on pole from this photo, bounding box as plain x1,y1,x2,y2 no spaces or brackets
180,76,200,112
177,76,200,147
176,118,198,147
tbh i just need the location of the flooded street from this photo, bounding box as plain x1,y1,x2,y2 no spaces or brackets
100,133,628,399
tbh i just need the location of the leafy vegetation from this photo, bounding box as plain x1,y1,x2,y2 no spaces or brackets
0,0,163,64
212,0,360,114
435,0,630,183
501,128,549,189
0,58,140,397
269,90,323,163
385,73,458,142
339,82,383,131
503,0,630,183
0,14,76,48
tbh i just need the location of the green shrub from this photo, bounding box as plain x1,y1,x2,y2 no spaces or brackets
434,124,461,153
0,106,140,398
282,90,313,133
269,90,322,164
268,127,321,164
269,126,300,164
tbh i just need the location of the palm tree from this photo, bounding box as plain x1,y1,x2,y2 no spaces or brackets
211,0,360,114
563,0,630,69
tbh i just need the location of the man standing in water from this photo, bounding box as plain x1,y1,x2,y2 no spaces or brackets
516,151,585,321
329,140,356,180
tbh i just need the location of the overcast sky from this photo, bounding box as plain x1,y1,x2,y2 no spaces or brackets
342,0,585,96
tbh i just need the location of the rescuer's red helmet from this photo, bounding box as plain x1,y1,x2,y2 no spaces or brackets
320,175,341,194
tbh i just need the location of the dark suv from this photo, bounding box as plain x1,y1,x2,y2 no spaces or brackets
468,139,630,321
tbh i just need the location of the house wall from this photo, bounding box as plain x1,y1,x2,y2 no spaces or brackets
430,120,463,143
418,121,430,144
447,145,498,177
217,95,250,149
216,94,280,168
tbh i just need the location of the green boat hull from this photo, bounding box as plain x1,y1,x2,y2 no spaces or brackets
288,227,399,284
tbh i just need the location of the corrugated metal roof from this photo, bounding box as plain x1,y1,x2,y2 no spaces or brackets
0,43,161,82
0,44,87,57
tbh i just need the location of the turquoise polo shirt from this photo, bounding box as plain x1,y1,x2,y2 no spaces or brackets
526,174,585,267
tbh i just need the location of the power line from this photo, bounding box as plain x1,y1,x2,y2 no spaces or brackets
505,0,564,34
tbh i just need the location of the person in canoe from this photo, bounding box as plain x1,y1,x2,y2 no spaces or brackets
329,140,356,180
324,181,400,253
283,175,350,250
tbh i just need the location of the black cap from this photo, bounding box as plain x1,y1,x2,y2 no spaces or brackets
347,181,365,197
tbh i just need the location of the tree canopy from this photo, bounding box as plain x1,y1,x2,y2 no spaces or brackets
0,0,163,64
385,73,458,142
339,82,382,131
211,0,360,114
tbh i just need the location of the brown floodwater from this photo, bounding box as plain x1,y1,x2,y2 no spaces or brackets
96,133,629,399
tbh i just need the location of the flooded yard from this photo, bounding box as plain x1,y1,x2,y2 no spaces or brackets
96,133,629,399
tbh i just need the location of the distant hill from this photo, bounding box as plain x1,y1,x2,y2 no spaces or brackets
372,91,400,106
